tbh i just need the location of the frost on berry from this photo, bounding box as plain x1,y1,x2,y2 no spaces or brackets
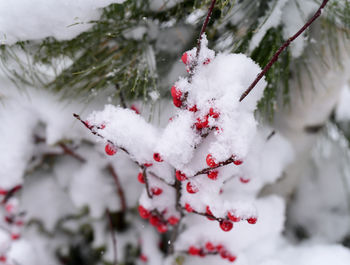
151,187,163,196
247,217,257,224
227,211,241,222
186,182,199,194
206,154,218,168
153,153,163,162
175,170,187,181
207,170,218,180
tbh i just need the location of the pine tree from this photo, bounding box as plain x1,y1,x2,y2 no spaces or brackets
1,0,350,264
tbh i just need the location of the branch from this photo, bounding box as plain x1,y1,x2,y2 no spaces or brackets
107,165,127,212
188,0,217,77
181,208,223,222
239,0,330,102
194,157,235,176
106,209,118,265
148,171,175,187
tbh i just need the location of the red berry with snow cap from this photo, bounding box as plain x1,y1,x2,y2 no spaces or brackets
138,205,150,219
195,116,209,130
153,153,163,162
206,154,218,168
149,215,161,226
247,217,257,224
207,170,218,180
206,206,215,221
228,211,240,222
105,143,117,156
175,170,187,181
186,182,199,194
188,105,198,112
219,220,233,232
209,107,220,118
151,187,163,196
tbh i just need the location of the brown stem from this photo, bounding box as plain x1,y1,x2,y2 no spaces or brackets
239,0,329,102
194,157,235,176
142,167,153,199
108,165,127,212
58,143,86,163
188,0,217,78
181,208,223,222
106,209,118,265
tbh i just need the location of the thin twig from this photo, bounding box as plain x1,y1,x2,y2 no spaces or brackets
239,0,329,102
181,208,223,222
142,167,153,199
58,143,86,163
188,0,217,78
107,165,127,212
106,209,118,265
194,157,235,176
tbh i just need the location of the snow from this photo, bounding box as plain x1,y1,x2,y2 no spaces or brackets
336,84,350,121
0,0,125,45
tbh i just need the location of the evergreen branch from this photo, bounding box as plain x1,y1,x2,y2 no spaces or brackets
239,0,330,102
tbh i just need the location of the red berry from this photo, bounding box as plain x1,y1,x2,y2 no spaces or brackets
188,105,198,112
195,116,209,130
84,120,93,129
233,159,243,165
181,52,188,64
220,250,229,259
138,172,145,184
149,215,160,226
175,170,187,181
205,242,215,252
140,254,148,262
0,188,7,195
186,182,199,194
144,163,153,167
167,216,179,225
220,220,233,232
105,143,117,156
173,98,182,108
138,205,150,219
153,153,163,162
216,244,224,252
207,170,218,180
203,58,211,65
247,217,257,224
100,123,106,129
131,104,140,114
206,154,218,168
227,211,241,222
11,234,20,240
239,177,250,183
206,206,215,221
171,86,182,100
185,203,193,212
209,108,220,118
0,256,6,262
228,255,237,262
188,246,200,256
157,223,168,233
151,187,163,196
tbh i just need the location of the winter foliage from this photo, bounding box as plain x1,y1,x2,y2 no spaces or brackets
1,0,350,265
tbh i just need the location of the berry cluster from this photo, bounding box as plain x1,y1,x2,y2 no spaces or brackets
0,185,25,264
188,242,237,262
138,205,179,234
